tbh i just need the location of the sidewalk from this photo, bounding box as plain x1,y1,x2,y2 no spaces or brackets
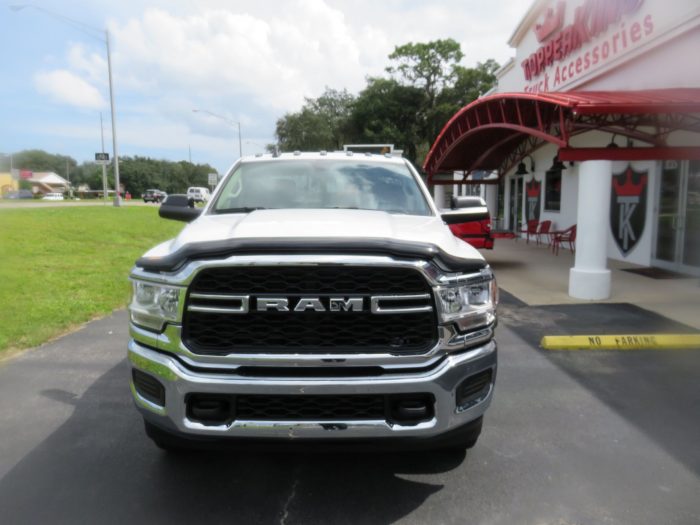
484,238,700,330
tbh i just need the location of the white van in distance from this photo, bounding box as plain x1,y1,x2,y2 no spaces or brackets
186,187,211,203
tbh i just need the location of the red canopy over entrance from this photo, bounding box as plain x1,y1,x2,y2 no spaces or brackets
423,88,700,184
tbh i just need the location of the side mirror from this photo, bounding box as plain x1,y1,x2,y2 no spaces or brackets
441,196,489,224
159,194,202,222
451,196,485,209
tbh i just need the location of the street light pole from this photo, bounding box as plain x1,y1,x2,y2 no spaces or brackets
100,112,108,204
192,109,243,158
11,4,121,206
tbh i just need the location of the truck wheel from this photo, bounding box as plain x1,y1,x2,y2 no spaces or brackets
440,416,483,452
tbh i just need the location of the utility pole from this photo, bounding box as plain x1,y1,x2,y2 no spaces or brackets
106,29,121,207
65,158,70,199
100,112,108,204
10,5,122,206
189,144,192,163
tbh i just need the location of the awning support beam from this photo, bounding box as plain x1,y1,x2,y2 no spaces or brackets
559,146,700,161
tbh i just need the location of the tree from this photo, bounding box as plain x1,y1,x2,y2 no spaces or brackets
349,78,424,162
270,40,500,169
116,156,215,196
275,108,331,152
434,59,500,136
7,149,215,197
307,88,355,150
275,88,355,152
386,39,464,140
12,149,77,179
442,59,500,108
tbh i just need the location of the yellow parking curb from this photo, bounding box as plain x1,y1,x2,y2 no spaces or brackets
541,334,700,350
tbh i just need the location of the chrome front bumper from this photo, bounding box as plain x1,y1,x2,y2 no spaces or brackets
128,338,497,441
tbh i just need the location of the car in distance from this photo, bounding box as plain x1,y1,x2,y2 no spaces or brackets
186,186,211,203
441,196,494,250
142,189,167,203
128,152,498,452
42,192,65,201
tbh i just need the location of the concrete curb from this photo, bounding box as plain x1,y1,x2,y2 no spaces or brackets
541,334,700,350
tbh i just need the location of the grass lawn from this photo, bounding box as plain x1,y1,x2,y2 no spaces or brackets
0,206,184,353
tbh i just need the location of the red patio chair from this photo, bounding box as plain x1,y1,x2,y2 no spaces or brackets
536,220,552,245
518,219,539,244
551,224,576,255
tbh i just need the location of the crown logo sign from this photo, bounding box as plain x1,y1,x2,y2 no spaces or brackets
526,180,541,198
613,167,647,197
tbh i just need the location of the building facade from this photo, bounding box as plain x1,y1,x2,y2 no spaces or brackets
425,0,700,299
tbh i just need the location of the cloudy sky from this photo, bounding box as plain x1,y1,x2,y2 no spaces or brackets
0,0,528,173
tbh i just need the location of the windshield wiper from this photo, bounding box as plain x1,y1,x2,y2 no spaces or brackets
214,206,268,214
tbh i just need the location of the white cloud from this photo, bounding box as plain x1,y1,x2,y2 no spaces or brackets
67,43,108,87
34,69,106,109
109,2,372,111
17,0,530,171
106,0,527,117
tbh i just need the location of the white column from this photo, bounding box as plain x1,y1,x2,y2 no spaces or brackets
433,184,446,209
569,160,612,300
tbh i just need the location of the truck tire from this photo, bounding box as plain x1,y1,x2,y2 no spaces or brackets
144,420,189,452
438,416,483,452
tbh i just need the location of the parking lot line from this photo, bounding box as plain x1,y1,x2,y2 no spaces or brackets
541,333,700,350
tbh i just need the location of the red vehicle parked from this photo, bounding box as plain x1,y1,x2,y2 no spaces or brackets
441,196,494,250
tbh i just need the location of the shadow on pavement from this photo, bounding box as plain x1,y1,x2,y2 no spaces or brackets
0,359,463,524
499,289,700,476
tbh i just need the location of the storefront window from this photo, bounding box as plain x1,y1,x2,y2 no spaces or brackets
545,170,562,211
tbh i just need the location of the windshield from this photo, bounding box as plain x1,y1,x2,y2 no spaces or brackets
211,159,432,216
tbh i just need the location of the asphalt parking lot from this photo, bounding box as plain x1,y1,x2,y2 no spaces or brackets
1,304,699,525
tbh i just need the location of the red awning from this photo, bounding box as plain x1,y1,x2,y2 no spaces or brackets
423,88,700,183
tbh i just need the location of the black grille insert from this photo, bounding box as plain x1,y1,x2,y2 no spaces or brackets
189,266,430,294
132,369,165,406
456,369,493,408
182,265,438,355
237,394,385,420
185,393,435,425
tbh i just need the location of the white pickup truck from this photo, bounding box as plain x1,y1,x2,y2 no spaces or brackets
128,151,497,451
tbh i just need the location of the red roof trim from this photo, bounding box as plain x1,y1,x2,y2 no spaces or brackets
423,88,700,178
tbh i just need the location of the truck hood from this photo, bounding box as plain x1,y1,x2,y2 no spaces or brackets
141,209,484,267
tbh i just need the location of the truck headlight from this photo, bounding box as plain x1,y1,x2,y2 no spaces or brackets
129,281,183,331
436,271,497,331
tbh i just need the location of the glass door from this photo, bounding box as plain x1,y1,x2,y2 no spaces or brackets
680,160,700,274
653,160,700,276
508,177,524,232
655,161,682,265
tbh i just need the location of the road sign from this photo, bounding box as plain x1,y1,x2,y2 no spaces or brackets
95,152,110,165
208,173,218,186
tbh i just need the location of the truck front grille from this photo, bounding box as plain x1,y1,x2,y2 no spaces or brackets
182,265,438,355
